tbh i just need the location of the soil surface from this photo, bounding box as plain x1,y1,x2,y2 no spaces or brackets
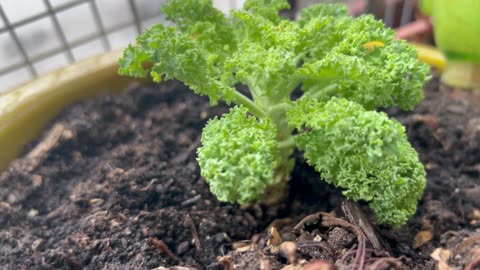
0,78,479,269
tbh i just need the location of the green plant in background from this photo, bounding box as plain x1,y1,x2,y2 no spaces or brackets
118,0,430,226
421,0,480,89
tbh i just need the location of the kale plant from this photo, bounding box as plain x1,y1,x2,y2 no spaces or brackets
118,0,430,226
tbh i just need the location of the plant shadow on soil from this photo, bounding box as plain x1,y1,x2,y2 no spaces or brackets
0,77,479,269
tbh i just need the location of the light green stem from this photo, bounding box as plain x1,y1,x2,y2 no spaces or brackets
278,137,296,150
305,84,337,100
232,90,266,118
267,103,294,117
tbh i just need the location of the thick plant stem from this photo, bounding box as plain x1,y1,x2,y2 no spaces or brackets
268,103,293,117
263,100,296,205
306,84,337,100
263,158,293,205
232,90,266,118
278,137,295,150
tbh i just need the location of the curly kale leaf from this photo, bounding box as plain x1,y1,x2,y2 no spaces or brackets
119,1,429,111
243,0,290,22
197,106,280,204
298,15,430,111
118,24,234,104
224,43,300,105
287,98,426,226
299,3,348,20
161,0,238,57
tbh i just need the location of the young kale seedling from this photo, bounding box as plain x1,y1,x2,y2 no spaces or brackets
118,0,430,226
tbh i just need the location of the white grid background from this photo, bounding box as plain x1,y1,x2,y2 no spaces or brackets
0,0,413,93
0,0,248,92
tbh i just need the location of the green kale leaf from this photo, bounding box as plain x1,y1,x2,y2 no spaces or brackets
119,0,430,226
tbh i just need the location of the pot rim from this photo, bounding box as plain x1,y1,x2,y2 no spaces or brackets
0,49,143,171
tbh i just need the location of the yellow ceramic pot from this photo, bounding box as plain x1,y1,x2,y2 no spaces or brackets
0,50,144,171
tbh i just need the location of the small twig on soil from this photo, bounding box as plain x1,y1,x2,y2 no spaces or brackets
45,201,69,221
341,200,390,251
23,123,65,172
465,256,480,270
149,237,179,261
294,212,366,270
171,135,202,164
157,178,175,194
81,210,110,233
185,214,203,252
180,194,202,206
137,178,159,192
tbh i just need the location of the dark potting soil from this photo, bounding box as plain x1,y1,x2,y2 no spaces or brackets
0,78,479,269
